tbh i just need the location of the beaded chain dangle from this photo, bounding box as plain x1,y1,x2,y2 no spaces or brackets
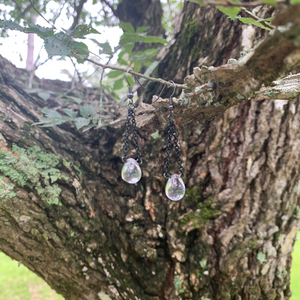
163,81,185,201
121,71,142,184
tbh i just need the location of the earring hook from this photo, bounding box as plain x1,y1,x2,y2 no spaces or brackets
152,84,167,104
126,69,147,90
168,80,176,108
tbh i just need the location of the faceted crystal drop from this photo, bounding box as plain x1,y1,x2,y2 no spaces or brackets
165,174,185,201
121,158,142,184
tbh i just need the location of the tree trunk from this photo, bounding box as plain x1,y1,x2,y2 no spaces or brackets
0,2,299,300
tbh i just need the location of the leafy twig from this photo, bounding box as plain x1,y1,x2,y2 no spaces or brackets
240,7,275,30
84,58,188,89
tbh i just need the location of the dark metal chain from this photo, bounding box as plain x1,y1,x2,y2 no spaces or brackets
163,111,184,179
122,88,142,164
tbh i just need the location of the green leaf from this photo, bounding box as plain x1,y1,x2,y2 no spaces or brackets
291,0,300,4
113,78,124,90
119,22,135,33
136,26,148,33
107,70,123,78
236,17,271,30
90,39,113,55
44,37,71,56
216,6,240,20
37,92,51,101
134,60,142,72
74,117,90,130
80,106,96,118
150,130,159,139
70,41,89,62
144,60,159,76
0,20,24,32
41,107,62,119
63,109,78,119
25,24,54,38
70,24,100,38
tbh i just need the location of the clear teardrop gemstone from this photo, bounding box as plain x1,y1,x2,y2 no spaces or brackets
121,158,142,184
165,174,185,201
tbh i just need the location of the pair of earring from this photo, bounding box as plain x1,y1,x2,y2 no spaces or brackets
121,73,185,201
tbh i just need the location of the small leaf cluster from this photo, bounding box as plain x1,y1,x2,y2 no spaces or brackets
33,105,102,131
0,145,68,205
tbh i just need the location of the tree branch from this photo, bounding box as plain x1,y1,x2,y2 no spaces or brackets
84,58,189,89
69,0,88,31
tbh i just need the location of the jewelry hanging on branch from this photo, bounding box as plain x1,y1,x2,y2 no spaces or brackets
162,81,185,201
121,70,143,184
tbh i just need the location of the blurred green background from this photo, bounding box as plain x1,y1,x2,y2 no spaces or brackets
0,233,299,300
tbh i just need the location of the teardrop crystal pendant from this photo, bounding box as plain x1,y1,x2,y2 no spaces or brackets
165,174,185,201
121,158,142,184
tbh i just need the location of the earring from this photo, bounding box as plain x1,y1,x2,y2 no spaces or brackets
163,81,185,201
121,70,143,184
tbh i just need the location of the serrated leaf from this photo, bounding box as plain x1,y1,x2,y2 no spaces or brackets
107,70,123,78
80,106,96,117
70,24,100,38
63,109,78,118
44,37,71,56
236,17,271,30
25,24,54,38
41,107,62,119
0,20,24,31
113,78,124,90
119,22,135,33
216,6,240,20
75,117,90,130
37,92,51,101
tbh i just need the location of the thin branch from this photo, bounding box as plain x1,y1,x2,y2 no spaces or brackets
84,58,189,89
54,66,101,101
98,54,113,127
100,0,117,15
240,7,275,30
53,0,68,25
69,0,87,31
204,1,265,7
28,0,56,29
70,58,82,83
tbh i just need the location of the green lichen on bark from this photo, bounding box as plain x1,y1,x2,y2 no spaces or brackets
0,176,16,198
0,145,68,204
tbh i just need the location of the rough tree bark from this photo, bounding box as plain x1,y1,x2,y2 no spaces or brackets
0,1,300,300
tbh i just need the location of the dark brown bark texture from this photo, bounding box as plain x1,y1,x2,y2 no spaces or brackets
0,2,300,300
